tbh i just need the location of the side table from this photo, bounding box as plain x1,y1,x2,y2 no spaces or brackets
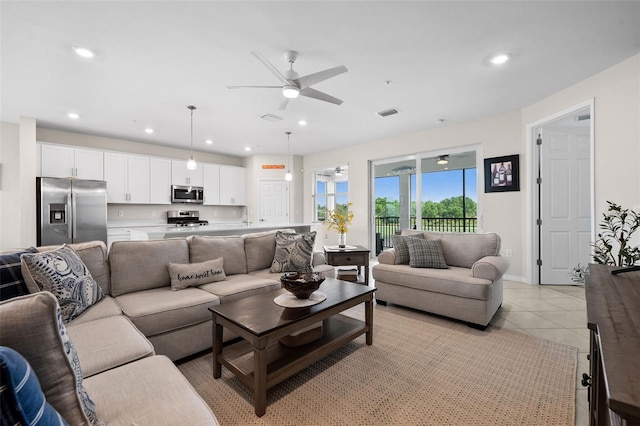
323,245,370,285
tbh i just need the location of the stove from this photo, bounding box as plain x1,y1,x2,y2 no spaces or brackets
167,210,209,227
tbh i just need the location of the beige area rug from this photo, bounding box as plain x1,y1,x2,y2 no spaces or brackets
178,305,577,425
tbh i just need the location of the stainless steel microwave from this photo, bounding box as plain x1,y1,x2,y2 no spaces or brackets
171,185,204,204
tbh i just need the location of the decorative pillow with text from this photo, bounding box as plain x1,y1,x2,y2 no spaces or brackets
168,257,226,291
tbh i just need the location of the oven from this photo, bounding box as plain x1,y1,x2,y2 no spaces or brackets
167,210,209,227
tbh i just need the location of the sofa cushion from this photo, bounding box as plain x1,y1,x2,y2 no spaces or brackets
21,245,105,323
115,287,220,337
68,296,122,326
83,355,218,425
67,315,154,378
189,235,247,275
270,231,316,273
168,257,226,291
391,234,424,265
199,273,281,303
243,229,289,272
0,292,102,425
0,346,68,426
372,263,493,301
0,247,38,301
406,238,449,269
38,241,111,296
109,239,190,297
422,232,501,268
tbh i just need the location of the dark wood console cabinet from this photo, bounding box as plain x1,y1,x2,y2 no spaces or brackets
585,264,640,426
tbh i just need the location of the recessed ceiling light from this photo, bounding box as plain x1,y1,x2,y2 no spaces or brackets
205,139,213,145
489,53,510,65
298,120,307,126
144,128,154,134
384,80,392,85
244,147,251,152
67,112,79,119
73,46,95,58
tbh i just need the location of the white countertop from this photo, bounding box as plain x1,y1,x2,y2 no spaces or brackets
127,223,313,240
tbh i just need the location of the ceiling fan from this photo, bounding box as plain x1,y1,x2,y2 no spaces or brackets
227,51,348,110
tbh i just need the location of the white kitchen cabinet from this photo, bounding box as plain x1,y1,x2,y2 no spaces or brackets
219,165,246,205
202,163,220,205
39,143,104,180
149,157,172,204
171,160,203,186
104,152,149,203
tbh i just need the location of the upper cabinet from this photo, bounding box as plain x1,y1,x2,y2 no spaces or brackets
202,164,220,205
149,157,172,204
219,165,246,205
40,143,104,180
171,160,203,186
104,152,149,204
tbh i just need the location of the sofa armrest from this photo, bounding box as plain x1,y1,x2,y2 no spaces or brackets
312,251,327,266
472,256,510,281
378,249,396,265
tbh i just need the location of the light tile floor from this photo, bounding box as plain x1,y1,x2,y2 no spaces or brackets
492,280,589,426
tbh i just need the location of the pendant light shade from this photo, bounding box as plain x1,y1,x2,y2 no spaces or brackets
186,105,197,170
285,131,293,181
436,155,449,165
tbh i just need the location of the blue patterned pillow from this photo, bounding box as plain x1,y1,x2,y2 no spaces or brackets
0,247,38,301
270,231,316,273
21,245,104,323
0,346,69,426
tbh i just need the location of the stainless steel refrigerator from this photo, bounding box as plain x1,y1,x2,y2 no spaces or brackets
37,177,108,246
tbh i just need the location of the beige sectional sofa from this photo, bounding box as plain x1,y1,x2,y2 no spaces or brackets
372,230,510,327
1,229,332,425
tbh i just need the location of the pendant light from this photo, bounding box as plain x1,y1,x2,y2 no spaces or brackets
284,131,293,181
186,105,197,171
436,155,449,165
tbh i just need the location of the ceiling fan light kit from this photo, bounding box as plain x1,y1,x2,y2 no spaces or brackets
186,105,197,171
227,50,348,110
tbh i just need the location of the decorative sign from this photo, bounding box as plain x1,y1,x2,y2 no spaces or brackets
262,164,285,169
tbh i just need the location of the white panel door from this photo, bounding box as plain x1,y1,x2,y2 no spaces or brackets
259,180,289,225
541,130,591,284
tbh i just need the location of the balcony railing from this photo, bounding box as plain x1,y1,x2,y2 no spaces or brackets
375,216,478,249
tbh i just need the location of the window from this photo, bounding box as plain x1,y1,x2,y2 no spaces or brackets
313,166,349,221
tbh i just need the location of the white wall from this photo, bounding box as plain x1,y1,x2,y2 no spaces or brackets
304,53,640,283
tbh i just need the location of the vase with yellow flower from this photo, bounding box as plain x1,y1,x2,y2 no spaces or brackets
323,202,354,248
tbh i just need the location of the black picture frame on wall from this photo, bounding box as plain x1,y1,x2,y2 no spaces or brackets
484,155,520,192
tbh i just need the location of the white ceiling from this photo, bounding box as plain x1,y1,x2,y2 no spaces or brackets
2,1,639,158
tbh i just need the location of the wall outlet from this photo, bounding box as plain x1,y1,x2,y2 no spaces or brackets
505,249,512,257
325,234,328,240
118,210,124,217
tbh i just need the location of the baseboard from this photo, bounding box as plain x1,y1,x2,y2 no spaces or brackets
503,274,531,284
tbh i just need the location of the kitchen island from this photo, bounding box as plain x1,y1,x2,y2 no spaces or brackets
127,223,312,241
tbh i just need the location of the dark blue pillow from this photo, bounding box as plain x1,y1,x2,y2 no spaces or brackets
0,346,69,426
0,247,38,301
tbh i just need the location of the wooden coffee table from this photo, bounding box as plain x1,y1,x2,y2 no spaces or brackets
209,279,376,417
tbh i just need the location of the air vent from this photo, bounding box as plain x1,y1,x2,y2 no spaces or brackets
576,114,590,121
376,108,399,117
260,113,283,122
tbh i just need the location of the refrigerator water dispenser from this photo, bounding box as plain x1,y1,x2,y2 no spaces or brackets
49,204,67,224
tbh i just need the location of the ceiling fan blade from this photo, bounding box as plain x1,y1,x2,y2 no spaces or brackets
226,85,281,89
279,98,290,111
251,51,290,85
299,87,343,105
294,65,348,89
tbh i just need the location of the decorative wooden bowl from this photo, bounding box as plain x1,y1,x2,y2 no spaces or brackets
280,272,325,299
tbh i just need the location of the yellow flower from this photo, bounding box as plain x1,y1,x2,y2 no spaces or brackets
323,203,354,234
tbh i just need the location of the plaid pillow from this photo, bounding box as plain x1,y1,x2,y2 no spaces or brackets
0,247,38,301
391,234,424,265
406,238,449,269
